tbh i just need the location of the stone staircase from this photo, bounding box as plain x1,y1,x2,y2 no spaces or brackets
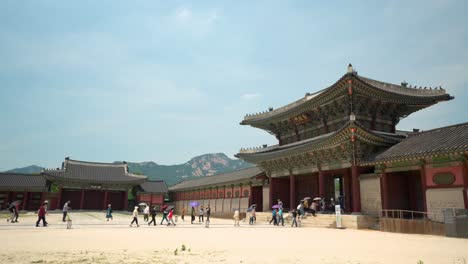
254,212,379,229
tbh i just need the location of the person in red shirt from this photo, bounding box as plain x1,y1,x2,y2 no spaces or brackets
36,202,47,227
167,208,176,226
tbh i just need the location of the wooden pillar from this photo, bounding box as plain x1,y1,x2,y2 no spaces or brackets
290,174,296,210
221,186,225,213
381,170,389,210
462,159,468,209
269,176,274,209
123,190,128,211
318,170,325,198
80,189,85,210
57,187,63,209
351,165,361,213
22,192,29,210
420,164,428,212
103,191,109,210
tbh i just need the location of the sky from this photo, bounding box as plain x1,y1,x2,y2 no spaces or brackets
1,0,467,170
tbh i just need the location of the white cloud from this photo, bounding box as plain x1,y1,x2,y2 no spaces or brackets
241,93,262,100
175,7,192,22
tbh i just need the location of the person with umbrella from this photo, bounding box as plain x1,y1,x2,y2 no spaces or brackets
129,206,140,227
143,204,150,222
160,206,169,225
148,205,157,226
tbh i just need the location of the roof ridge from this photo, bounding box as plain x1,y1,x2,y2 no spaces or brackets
408,122,468,137
67,159,127,167
170,166,260,186
0,172,42,176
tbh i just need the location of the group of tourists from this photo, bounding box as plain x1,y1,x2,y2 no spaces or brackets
130,204,176,227
187,205,211,224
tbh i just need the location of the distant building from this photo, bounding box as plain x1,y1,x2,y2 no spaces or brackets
0,157,168,211
169,167,267,214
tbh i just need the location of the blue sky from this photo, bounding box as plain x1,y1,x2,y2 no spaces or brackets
1,0,467,170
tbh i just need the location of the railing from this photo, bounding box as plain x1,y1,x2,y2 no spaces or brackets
380,209,443,223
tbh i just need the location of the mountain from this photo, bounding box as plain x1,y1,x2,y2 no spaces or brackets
5,165,44,174
127,153,254,186
3,153,254,186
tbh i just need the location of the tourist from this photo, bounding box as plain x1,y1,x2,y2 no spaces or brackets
43,200,49,225
311,200,317,217
7,203,14,223
191,206,195,224
106,204,113,221
160,207,169,225
13,202,19,223
62,201,71,222
36,202,47,227
129,206,139,227
249,207,256,225
143,204,150,222
198,207,204,223
206,205,211,222
291,209,298,227
269,208,277,225
233,209,240,227
297,202,304,217
181,207,185,222
278,208,284,226
277,199,283,210
148,206,157,226
167,208,176,226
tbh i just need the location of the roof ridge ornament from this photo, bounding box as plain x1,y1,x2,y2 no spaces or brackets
347,63,354,74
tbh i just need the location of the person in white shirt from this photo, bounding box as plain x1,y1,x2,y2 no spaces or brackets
130,206,139,227
143,205,150,222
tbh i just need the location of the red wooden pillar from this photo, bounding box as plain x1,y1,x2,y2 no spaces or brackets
269,176,274,209
103,191,109,210
318,170,325,198
351,165,361,213
420,164,428,212
123,191,128,211
22,192,29,210
80,189,85,210
381,170,388,211
57,187,63,209
462,159,468,209
290,174,296,210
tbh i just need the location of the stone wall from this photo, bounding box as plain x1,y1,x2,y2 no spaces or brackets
426,188,465,222
360,174,382,216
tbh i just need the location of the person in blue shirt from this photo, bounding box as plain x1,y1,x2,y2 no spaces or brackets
269,208,278,225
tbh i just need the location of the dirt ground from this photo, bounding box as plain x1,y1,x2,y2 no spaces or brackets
1,212,467,264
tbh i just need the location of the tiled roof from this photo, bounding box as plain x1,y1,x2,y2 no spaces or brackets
368,122,468,163
42,159,147,184
139,180,168,194
169,166,264,191
0,173,47,191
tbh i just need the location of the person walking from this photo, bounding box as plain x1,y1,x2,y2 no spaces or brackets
291,209,298,227
36,202,47,227
233,209,240,227
297,202,304,217
167,208,176,226
311,201,318,217
143,204,150,222
191,206,195,224
198,207,204,223
269,208,277,225
62,201,71,222
249,207,256,225
129,206,139,227
106,204,113,221
206,206,211,222
277,199,283,210
13,203,20,223
160,208,169,225
148,206,157,226
181,207,186,222
6,203,15,223
278,208,284,226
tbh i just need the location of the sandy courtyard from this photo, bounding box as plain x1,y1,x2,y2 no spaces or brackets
1,212,467,264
